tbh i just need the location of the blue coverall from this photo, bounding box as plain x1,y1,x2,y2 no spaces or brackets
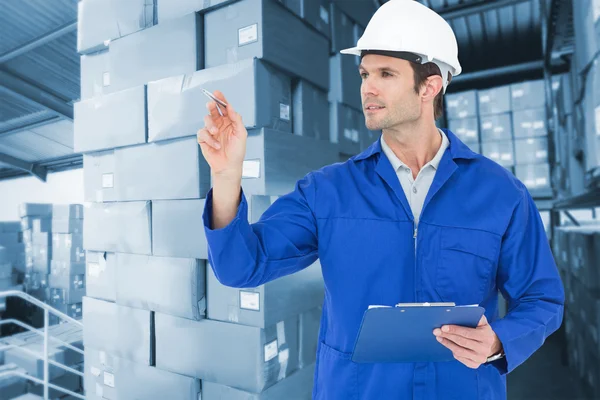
203,129,565,399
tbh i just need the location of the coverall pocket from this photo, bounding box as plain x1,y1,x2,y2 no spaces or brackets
436,227,500,304
314,341,358,400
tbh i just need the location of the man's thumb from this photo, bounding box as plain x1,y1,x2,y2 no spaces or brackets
477,314,488,327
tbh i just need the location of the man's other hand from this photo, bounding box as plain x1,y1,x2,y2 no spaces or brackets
433,315,503,369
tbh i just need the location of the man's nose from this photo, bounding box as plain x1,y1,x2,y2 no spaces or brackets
361,78,379,99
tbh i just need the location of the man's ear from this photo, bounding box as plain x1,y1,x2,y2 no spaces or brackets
422,74,443,100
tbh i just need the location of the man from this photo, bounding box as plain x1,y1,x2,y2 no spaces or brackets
196,0,564,398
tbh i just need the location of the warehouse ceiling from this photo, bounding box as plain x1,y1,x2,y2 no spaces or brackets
0,0,79,182
418,0,543,72
0,0,572,181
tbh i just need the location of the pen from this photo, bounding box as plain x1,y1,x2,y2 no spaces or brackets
202,89,228,117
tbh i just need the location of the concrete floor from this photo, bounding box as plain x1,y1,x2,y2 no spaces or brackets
508,334,592,400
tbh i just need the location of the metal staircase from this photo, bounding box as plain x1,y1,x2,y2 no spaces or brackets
0,290,85,400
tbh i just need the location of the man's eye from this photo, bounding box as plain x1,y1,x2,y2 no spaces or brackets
360,72,368,79
382,72,392,77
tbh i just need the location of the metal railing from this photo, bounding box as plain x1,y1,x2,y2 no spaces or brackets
0,289,85,399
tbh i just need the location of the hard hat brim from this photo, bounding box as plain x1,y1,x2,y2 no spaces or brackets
340,47,361,56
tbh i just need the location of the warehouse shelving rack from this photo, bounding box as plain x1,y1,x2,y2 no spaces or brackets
540,0,599,231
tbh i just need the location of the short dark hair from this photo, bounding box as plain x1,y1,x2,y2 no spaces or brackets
409,62,450,120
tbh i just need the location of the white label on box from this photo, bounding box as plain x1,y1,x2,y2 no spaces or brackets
96,383,103,397
467,130,476,138
239,291,260,311
521,122,533,129
448,100,458,107
103,371,115,388
500,153,512,161
595,105,600,135
238,24,258,46
533,121,545,129
512,89,524,98
480,95,490,103
482,122,492,130
90,366,101,377
264,340,278,362
552,81,560,90
102,173,114,189
277,321,286,346
242,159,261,179
320,6,329,23
458,111,467,118
99,351,106,364
352,129,359,143
490,152,500,159
594,0,600,22
88,262,100,278
102,72,110,87
278,348,289,363
493,126,504,133
535,177,548,186
536,150,548,158
280,103,290,121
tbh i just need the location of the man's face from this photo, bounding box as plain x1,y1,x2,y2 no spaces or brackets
359,54,422,131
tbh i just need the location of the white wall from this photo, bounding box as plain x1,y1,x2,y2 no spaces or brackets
0,169,84,221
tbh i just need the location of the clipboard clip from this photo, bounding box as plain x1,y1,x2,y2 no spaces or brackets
395,302,456,307
368,302,456,310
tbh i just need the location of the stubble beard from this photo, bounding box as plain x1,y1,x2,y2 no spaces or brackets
365,104,420,131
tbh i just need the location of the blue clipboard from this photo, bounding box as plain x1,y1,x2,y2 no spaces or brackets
351,303,485,363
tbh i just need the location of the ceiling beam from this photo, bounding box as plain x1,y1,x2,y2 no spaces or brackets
452,60,544,83
0,114,62,137
0,68,73,120
0,21,77,64
0,152,47,182
440,0,530,20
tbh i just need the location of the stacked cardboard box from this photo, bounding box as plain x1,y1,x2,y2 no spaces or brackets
445,79,552,196
76,0,359,397
551,73,588,198
446,90,480,154
477,84,516,172
326,3,380,155
20,203,53,299
554,225,600,396
571,0,600,187
0,245,18,312
510,81,552,197
48,204,85,323
0,221,25,278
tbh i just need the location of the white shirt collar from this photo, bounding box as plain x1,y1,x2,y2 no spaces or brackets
380,129,449,172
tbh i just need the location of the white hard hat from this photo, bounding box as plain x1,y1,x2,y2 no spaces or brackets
340,0,461,93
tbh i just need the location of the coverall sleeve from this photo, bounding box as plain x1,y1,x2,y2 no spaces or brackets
489,189,565,374
202,173,319,288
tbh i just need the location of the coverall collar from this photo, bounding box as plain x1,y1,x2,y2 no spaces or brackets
354,128,476,222
353,128,477,163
